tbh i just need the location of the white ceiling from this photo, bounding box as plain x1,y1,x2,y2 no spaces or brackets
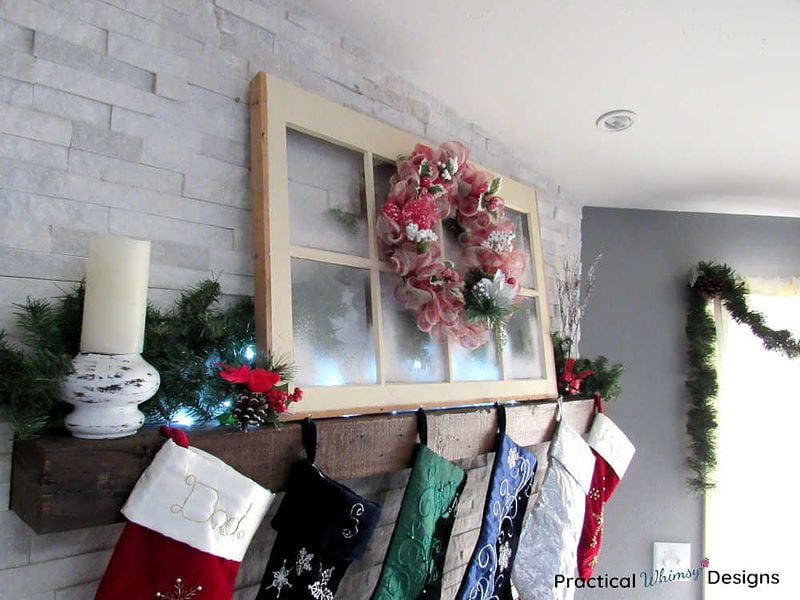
301,0,800,217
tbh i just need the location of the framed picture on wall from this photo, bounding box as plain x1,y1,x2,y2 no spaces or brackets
249,72,557,417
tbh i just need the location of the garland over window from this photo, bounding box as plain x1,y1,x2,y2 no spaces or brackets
686,262,800,491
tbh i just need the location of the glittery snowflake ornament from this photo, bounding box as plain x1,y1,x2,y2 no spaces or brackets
155,578,203,600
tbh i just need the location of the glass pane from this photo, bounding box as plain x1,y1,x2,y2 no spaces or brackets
380,272,447,383
291,258,376,385
504,296,544,380
373,157,395,210
441,218,469,278
373,157,395,262
287,128,368,257
505,207,535,288
451,336,502,382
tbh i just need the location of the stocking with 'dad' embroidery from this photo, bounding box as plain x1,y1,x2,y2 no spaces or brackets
95,427,274,600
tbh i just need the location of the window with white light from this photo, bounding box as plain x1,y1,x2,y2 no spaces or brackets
705,288,798,599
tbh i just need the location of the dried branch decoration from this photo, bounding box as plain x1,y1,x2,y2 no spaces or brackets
555,253,602,357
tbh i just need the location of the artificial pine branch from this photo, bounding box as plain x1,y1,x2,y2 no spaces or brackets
551,332,624,401
0,279,258,438
685,261,800,491
576,355,624,401
142,280,256,424
0,292,77,439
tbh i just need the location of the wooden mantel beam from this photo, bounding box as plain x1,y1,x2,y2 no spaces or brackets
11,398,594,534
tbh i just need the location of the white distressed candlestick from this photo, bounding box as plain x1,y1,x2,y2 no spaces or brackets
63,235,160,439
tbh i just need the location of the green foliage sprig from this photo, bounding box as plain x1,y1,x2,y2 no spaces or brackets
142,280,255,424
463,268,513,348
686,261,800,492
551,332,624,401
0,284,84,438
0,280,256,439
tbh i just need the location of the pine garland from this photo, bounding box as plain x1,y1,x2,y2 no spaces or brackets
686,261,800,491
0,279,257,438
142,280,256,424
0,285,84,438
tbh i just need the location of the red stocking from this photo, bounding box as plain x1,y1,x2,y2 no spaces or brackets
576,397,635,579
95,427,274,599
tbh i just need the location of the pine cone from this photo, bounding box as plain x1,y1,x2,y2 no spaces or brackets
694,274,725,299
232,391,268,432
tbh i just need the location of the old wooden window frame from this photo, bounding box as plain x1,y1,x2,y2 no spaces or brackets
249,72,557,417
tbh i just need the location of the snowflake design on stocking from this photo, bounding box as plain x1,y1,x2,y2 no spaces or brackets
497,541,512,573
264,559,293,597
155,577,203,600
308,566,335,600
295,547,314,575
507,446,520,470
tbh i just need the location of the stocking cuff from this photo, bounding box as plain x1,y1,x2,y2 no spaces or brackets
122,439,274,561
587,413,635,478
550,419,596,494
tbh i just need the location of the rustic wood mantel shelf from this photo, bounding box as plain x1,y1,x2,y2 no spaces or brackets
11,398,594,534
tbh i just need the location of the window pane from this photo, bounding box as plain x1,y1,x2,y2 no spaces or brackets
504,296,544,380
373,157,395,211
441,218,470,278
505,207,535,288
291,258,376,385
451,337,502,382
380,272,447,383
373,157,395,262
287,128,368,257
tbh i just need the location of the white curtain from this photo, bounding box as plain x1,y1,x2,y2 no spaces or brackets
704,279,800,599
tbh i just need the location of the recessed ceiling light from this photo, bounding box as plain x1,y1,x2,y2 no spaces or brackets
596,109,637,132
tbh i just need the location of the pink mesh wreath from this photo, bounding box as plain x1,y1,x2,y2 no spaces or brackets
377,141,527,350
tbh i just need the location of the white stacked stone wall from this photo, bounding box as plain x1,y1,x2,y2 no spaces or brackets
0,1,582,598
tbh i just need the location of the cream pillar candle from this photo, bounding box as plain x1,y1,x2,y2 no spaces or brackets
80,235,151,355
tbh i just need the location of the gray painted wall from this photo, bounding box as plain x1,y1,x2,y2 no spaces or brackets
577,207,800,600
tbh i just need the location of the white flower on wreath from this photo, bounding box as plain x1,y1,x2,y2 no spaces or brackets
405,222,438,244
437,157,459,181
481,230,516,253
475,270,516,309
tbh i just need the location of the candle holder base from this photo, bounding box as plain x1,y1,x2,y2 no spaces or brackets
63,352,160,439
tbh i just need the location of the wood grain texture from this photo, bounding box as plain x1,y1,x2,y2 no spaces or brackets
11,398,594,533
249,71,272,353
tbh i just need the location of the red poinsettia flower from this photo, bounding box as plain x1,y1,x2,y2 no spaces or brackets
246,368,281,393
218,364,251,384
